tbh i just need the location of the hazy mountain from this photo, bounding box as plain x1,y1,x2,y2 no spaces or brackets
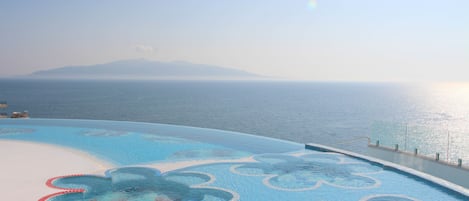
30,59,260,80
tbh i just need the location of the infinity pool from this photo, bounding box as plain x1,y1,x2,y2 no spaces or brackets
0,119,467,201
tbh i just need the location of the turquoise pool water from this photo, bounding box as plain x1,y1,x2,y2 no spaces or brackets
0,119,301,165
0,119,467,201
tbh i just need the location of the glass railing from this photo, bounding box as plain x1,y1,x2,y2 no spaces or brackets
370,121,468,167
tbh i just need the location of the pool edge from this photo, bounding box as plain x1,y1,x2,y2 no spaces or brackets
305,143,469,197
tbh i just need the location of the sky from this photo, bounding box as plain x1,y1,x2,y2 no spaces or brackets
0,0,468,81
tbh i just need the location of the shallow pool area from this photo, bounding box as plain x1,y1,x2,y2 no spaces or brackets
0,119,467,201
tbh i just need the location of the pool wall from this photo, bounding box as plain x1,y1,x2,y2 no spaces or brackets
305,143,469,197
366,144,469,189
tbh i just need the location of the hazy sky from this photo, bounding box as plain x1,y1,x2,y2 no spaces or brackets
1,0,468,81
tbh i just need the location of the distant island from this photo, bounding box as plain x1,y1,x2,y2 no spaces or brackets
29,59,260,80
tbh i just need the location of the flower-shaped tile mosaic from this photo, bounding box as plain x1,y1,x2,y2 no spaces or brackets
169,149,250,160
41,167,237,201
231,153,382,191
360,194,420,201
0,127,35,135
79,129,128,137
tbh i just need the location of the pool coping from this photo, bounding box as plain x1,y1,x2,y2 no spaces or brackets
306,143,469,197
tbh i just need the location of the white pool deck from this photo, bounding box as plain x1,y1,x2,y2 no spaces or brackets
0,140,111,201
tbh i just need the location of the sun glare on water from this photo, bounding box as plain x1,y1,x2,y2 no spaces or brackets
308,0,318,10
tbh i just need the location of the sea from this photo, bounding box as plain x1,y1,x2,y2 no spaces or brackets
0,79,468,164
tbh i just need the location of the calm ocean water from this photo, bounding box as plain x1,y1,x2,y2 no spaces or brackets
0,79,468,163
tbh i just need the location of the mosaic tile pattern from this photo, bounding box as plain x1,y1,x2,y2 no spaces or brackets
41,167,237,201
231,153,382,191
0,128,35,135
79,129,128,137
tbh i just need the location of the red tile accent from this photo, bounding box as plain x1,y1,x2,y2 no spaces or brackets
39,174,85,201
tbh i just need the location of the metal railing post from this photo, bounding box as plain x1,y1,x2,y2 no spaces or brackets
447,130,450,162
404,123,408,151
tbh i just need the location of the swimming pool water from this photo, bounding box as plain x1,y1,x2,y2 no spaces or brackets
1,119,467,201
0,119,302,165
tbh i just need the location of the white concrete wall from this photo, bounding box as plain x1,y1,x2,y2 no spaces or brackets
305,143,469,195
366,145,469,189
